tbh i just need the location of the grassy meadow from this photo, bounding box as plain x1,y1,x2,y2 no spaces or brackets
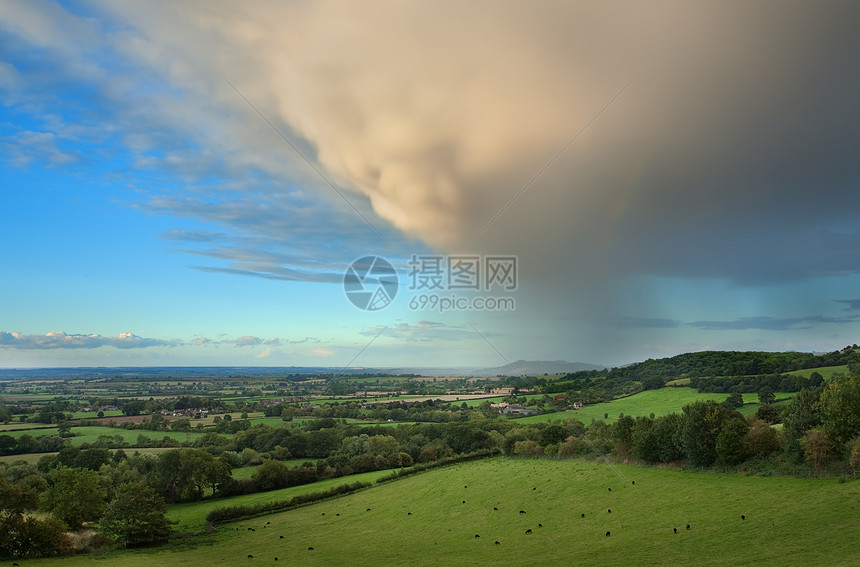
17,457,860,566
787,364,849,380
516,388,796,424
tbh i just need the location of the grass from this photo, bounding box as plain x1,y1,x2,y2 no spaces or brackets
70,410,124,419
516,388,728,423
69,426,208,445
19,457,860,566
0,452,55,465
0,422,58,432
516,388,796,424
2,426,61,438
167,469,393,531
2,425,208,446
787,364,848,380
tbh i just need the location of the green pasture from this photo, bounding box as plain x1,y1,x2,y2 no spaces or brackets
20,457,860,566
3,425,208,446
2,426,61,439
168,468,393,531
0,422,58,432
69,426,208,446
516,388,795,424
0,452,55,465
787,364,848,380
70,410,124,419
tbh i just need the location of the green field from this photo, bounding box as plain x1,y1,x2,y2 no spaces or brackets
70,410,124,419
787,364,848,380
19,457,860,566
2,426,207,446
70,426,208,445
516,388,794,424
168,469,393,532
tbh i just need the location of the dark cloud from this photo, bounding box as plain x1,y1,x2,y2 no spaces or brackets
686,315,859,332
4,1,860,365
835,299,860,311
617,317,681,329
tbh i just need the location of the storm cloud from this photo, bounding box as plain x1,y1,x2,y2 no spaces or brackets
4,1,860,364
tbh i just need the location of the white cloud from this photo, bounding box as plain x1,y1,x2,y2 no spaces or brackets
309,347,335,357
0,330,181,349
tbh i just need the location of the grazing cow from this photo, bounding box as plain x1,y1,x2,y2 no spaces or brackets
248,554,254,558
266,521,270,525
606,531,611,537
495,541,501,546
493,507,498,511
408,512,412,515
475,534,480,538
308,547,314,551
632,480,635,485
279,535,284,539
538,523,543,528
321,513,325,516
465,485,468,488
336,513,340,516
248,527,254,531
581,513,585,518
462,500,466,504
525,529,532,534
367,508,371,511
608,509,611,513
533,487,536,490
686,524,691,530
741,515,745,520
673,528,677,533
608,488,612,491
519,510,526,515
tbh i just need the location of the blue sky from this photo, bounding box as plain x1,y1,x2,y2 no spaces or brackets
2,1,860,369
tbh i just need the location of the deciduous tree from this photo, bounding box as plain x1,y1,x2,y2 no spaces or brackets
100,481,172,547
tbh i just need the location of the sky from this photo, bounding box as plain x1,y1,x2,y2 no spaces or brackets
2,0,860,369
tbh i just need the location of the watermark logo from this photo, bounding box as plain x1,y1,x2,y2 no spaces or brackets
343,254,517,312
343,256,399,311
407,255,517,292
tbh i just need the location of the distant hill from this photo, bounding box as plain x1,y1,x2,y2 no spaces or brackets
468,359,605,377
606,348,860,380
